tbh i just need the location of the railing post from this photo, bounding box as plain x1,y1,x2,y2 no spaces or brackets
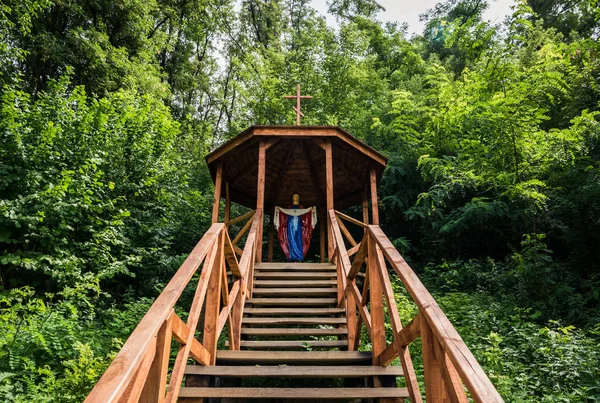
421,313,449,402
139,317,172,403
368,234,385,364
203,231,225,365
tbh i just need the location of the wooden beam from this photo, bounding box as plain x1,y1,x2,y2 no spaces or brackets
368,235,385,365
169,313,211,366
228,210,255,227
211,162,223,223
224,182,231,225
256,141,266,262
370,166,379,225
335,211,367,229
421,314,449,402
268,209,275,262
325,140,334,260
362,189,369,230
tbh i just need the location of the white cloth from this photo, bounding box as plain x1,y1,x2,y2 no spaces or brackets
273,206,317,230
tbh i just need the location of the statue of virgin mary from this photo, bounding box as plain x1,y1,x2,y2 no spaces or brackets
273,193,317,261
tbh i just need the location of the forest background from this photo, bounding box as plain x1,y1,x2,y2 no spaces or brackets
1,0,599,401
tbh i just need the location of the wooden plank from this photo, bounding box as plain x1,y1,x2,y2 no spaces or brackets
348,242,361,257
241,328,348,336
179,387,408,399
223,231,242,277
256,266,336,272
257,262,336,269
347,282,372,336
256,140,266,262
380,314,422,365
232,211,255,245
348,238,368,280
232,340,348,349
84,224,222,403
252,288,337,296
184,365,404,377
215,350,372,365
337,216,357,246
325,139,334,260
242,317,346,325
375,247,422,403
247,298,337,306
369,167,379,225
211,163,222,224
170,313,210,366
139,318,172,403
336,210,367,229
228,210,255,227
254,279,337,287
243,307,344,316
369,226,503,403
255,272,336,279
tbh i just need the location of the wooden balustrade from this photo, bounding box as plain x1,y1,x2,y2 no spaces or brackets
329,209,504,403
84,211,262,403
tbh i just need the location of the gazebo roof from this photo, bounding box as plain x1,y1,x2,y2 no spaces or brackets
206,125,387,210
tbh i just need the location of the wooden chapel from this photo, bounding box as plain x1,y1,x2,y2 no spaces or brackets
205,125,387,263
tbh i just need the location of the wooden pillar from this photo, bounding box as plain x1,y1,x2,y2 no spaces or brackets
325,140,334,261
319,208,326,263
362,188,369,227
211,163,223,223
267,208,275,262
256,141,266,262
369,166,379,225
368,235,385,365
203,231,224,365
224,182,231,226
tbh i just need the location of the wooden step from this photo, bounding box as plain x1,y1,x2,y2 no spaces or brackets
216,350,372,365
254,279,337,287
229,340,348,349
252,288,337,296
244,307,344,316
256,264,336,272
179,387,409,399
184,365,404,377
243,317,346,325
247,298,337,306
254,272,336,279
241,327,347,336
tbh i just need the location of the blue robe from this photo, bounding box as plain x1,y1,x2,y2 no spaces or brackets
287,205,304,261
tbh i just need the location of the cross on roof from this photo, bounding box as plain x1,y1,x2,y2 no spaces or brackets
284,84,312,126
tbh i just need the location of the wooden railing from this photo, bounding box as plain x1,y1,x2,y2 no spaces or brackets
329,209,504,403
84,210,262,403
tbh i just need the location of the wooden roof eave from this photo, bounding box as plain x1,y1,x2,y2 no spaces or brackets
205,125,387,169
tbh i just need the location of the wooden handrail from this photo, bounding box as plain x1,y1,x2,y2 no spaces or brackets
85,223,223,403
328,209,503,403
85,210,264,403
368,225,503,402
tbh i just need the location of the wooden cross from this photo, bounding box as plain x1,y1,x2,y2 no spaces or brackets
284,84,312,126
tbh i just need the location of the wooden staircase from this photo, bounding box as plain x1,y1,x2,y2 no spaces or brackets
179,262,408,401
84,210,504,403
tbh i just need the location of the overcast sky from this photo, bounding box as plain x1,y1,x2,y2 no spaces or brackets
311,0,516,36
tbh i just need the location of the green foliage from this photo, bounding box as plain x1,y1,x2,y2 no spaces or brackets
2,0,600,400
